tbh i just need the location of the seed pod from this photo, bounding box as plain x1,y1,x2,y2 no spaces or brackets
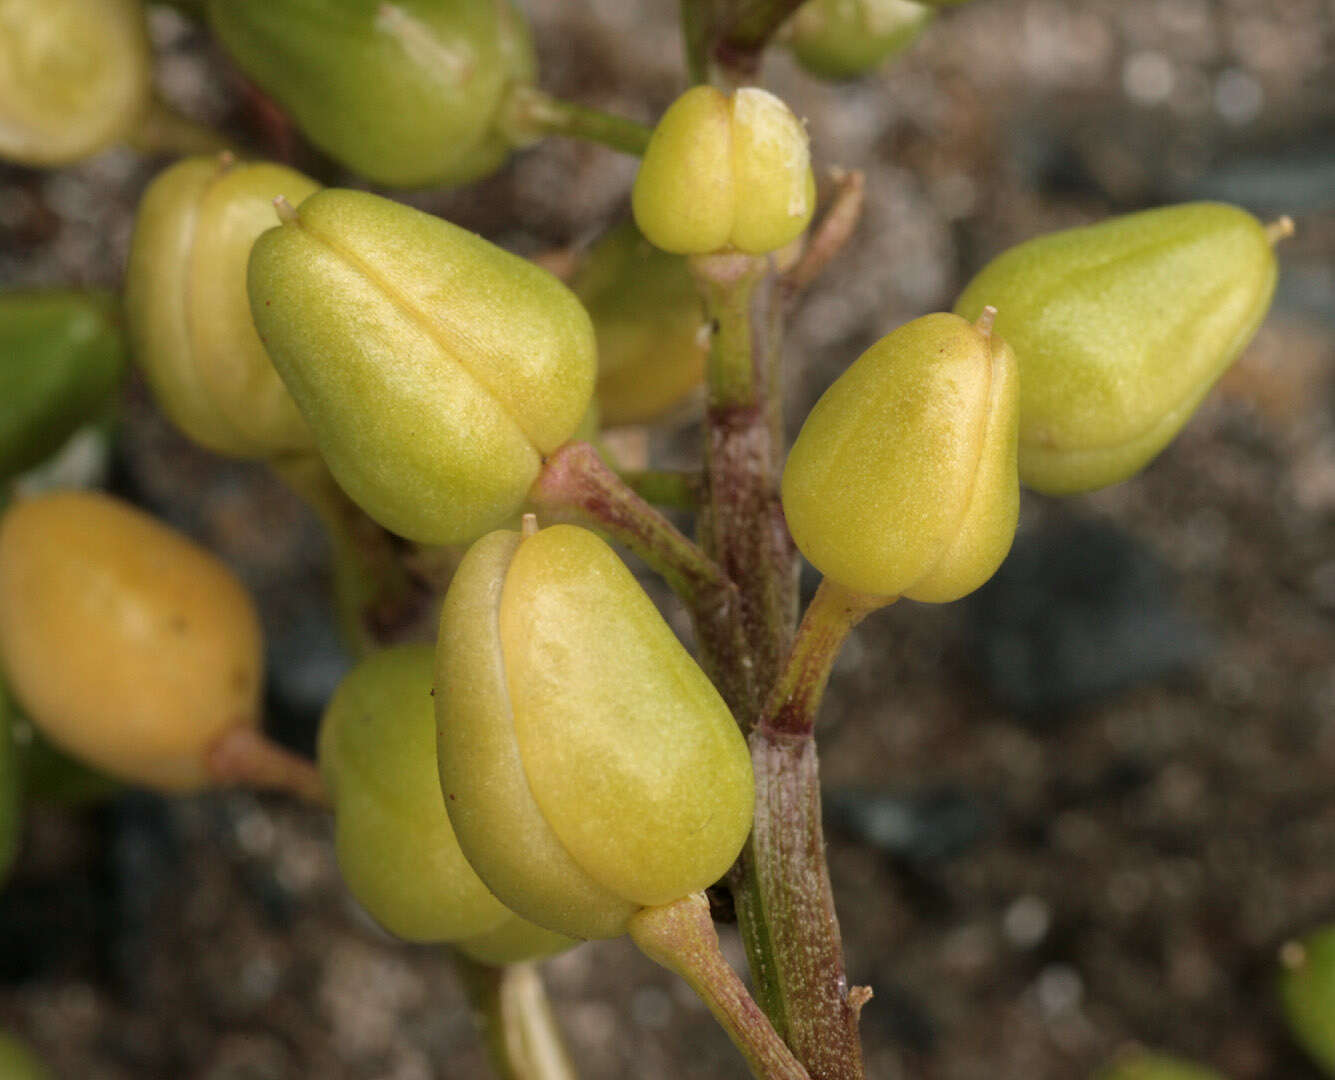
953,202,1281,494
1095,1054,1228,1080
0,1033,53,1080
0,0,151,167
248,188,596,545
571,222,706,426
782,311,1019,601
632,85,816,256
786,0,934,80
0,491,263,792
436,524,753,940
1281,925,1335,1075
126,156,320,460
319,643,573,961
0,290,125,481
207,0,536,188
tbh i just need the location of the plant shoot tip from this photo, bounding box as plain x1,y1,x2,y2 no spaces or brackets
1265,215,1295,245
273,195,299,224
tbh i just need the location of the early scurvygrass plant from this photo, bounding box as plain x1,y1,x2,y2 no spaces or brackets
0,0,1299,1076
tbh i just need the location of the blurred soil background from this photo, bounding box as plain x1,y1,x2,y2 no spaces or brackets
1,0,1334,1077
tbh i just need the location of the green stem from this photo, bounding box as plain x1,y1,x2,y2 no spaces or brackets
125,95,238,158
693,253,763,410
269,455,419,659
629,894,810,1080
528,441,750,688
680,0,717,85
498,85,652,157
453,956,580,1080
681,0,806,85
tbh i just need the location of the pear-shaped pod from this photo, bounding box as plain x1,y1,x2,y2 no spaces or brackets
126,156,320,460
436,524,754,940
319,643,574,961
0,0,151,167
0,491,263,792
1095,1054,1228,1080
954,202,1279,495
632,85,816,256
782,311,1019,601
207,0,536,188
786,0,934,80
571,222,706,426
248,188,596,545
0,290,126,481
1281,925,1335,1075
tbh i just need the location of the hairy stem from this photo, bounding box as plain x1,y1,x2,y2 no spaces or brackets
630,894,810,1080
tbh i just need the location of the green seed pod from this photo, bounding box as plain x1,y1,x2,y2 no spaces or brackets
436,523,754,940
1281,926,1335,1075
249,188,597,545
0,0,151,167
571,221,706,426
953,202,1281,495
0,1033,53,1080
319,643,573,961
126,155,320,460
0,290,125,482
0,491,264,793
786,0,934,80
207,0,536,188
632,85,817,256
782,311,1018,601
1095,1054,1228,1080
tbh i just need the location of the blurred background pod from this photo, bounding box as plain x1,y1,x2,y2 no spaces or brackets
0,1032,53,1080
633,85,817,256
0,290,126,484
571,221,707,427
784,0,934,80
954,202,1281,495
782,311,1019,601
319,643,574,961
207,0,537,188
0,0,151,166
1280,925,1335,1075
1094,1053,1228,1080
436,524,754,941
125,155,320,460
0,491,264,793
248,188,596,545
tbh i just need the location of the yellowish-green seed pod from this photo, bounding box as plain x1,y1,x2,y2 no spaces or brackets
786,0,934,80
126,155,320,460
782,311,1019,601
319,643,574,961
953,202,1281,495
0,289,126,481
436,524,754,941
632,85,817,256
0,491,264,793
207,0,536,189
248,188,597,545
0,0,151,167
1281,926,1335,1075
571,221,706,426
0,1033,53,1080
1095,1054,1228,1080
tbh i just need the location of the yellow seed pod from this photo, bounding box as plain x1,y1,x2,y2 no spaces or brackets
954,202,1281,494
632,85,817,256
436,524,754,941
319,643,574,962
571,221,706,426
0,491,263,792
782,311,1019,601
126,156,321,460
0,0,151,167
248,188,597,545
1280,925,1335,1075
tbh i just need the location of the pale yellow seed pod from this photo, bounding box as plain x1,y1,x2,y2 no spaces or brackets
126,156,321,459
0,491,263,792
